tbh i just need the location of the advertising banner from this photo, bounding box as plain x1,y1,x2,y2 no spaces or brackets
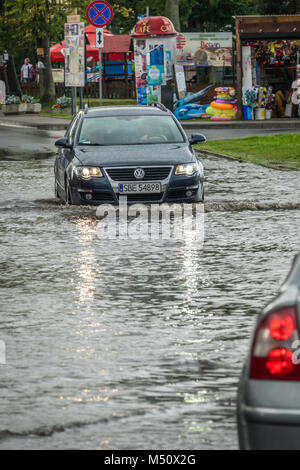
176,32,233,67
64,22,85,87
52,68,65,83
134,36,176,106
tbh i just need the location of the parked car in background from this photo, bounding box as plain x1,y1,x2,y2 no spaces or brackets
54,104,206,205
237,253,300,449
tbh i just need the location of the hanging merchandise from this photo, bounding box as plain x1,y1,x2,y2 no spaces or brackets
242,39,300,66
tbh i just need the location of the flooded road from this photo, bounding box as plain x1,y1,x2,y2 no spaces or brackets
0,129,300,449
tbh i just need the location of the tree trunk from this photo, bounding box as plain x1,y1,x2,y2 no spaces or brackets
165,0,181,32
38,35,56,104
7,55,22,96
0,55,22,97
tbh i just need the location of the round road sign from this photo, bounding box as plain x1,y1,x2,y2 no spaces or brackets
86,1,114,28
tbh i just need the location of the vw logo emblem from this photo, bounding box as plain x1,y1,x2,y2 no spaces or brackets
134,168,145,180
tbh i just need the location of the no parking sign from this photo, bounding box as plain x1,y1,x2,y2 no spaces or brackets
86,1,114,28
86,1,113,106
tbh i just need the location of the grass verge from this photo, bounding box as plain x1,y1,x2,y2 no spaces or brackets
195,134,300,170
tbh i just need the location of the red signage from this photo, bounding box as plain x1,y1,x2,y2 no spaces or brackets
132,16,177,37
176,34,186,49
86,1,113,28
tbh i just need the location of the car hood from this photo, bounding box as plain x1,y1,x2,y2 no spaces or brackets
74,143,196,166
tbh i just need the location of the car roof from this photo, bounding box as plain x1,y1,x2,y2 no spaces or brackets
83,105,170,118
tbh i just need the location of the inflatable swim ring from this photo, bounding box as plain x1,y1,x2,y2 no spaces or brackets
211,101,233,110
206,106,236,117
215,87,228,93
216,98,237,104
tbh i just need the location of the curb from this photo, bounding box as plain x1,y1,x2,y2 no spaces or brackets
0,114,299,132
0,118,69,131
195,149,240,162
195,149,299,171
181,119,300,130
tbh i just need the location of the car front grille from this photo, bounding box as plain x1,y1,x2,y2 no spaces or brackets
105,166,172,181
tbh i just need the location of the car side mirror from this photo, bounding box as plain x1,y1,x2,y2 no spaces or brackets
189,134,206,145
55,137,72,149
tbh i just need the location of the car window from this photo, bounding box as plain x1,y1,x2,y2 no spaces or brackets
78,115,185,146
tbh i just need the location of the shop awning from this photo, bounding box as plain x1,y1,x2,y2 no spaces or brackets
236,15,300,39
50,26,121,62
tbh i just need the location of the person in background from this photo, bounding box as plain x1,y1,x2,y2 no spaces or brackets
35,59,45,83
291,65,300,117
21,58,34,83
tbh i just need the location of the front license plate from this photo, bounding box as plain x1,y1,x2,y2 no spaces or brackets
119,182,161,194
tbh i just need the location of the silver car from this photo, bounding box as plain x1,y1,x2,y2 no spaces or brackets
237,253,300,449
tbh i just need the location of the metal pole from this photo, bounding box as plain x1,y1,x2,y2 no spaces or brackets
79,87,83,109
99,48,102,106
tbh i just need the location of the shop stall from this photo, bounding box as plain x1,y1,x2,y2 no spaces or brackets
132,16,177,106
235,15,300,119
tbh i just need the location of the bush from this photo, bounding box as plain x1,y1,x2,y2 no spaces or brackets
55,95,72,109
5,95,21,104
21,95,35,104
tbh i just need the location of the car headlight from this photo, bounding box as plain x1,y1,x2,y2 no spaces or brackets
175,163,199,176
75,166,103,179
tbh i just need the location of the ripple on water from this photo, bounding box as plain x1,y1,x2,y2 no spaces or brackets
0,154,299,449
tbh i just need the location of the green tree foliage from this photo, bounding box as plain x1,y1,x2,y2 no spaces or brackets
255,0,299,15
165,0,180,31
184,0,258,32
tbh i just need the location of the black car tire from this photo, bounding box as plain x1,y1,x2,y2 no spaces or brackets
65,178,73,205
54,179,60,199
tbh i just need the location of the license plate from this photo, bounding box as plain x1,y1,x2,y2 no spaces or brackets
119,182,161,194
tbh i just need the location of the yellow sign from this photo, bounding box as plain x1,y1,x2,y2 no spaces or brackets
67,15,80,23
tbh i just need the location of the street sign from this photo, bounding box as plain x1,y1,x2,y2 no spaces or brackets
95,28,104,48
86,1,113,28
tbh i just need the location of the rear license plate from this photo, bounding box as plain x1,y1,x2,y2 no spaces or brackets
119,182,161,194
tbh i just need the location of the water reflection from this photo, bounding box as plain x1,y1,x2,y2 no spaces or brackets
75,217,98,305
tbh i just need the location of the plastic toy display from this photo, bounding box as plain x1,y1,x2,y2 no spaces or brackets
173,85,237,121
205,87,237,120
242,85,275,120
173,85,213,120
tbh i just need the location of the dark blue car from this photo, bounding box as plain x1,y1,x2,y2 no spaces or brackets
54,104,206,205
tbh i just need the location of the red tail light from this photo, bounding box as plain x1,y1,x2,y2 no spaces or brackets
250,306,300,380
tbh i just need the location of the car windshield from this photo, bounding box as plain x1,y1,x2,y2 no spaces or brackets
78,115,185,146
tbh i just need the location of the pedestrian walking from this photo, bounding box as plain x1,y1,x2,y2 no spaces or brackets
20,58,34,83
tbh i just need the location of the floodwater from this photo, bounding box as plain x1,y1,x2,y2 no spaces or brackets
0,130,300,450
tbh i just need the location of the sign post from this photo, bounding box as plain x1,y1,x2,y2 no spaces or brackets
95,27,104,105
86,1,114,106
64,21,85,114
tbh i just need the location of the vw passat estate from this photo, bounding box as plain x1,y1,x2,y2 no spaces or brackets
54,104,206,205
